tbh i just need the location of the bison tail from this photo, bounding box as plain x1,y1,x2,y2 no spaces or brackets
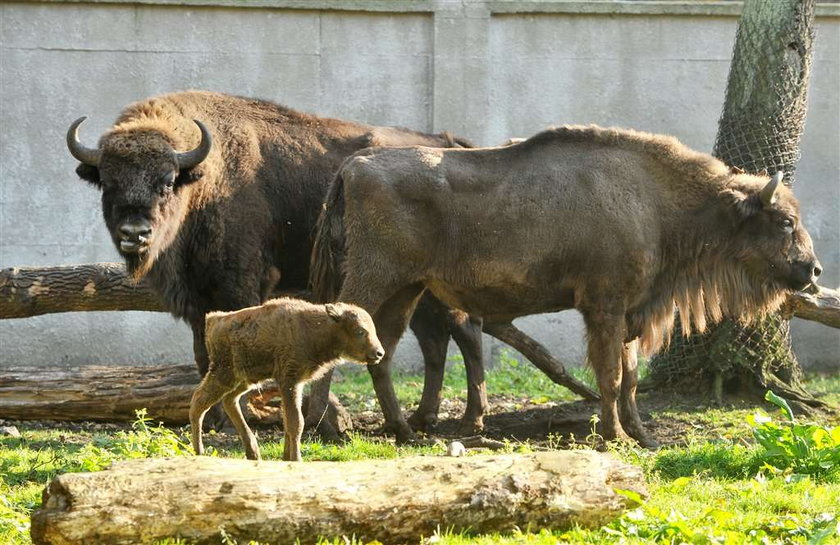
310,167,348,303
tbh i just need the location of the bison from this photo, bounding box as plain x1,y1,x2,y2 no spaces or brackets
66,90,490,435
190,299,383,461
311,125,822,446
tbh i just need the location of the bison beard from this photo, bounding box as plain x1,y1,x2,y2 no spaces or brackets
67,90,488,435
311,125,821,446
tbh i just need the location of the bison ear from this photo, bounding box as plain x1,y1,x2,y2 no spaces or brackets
175,165,205,188
325,304,342,322
75,163,101,188
722,188,761,219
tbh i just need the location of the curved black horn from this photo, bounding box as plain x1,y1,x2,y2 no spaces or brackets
760,171,784,207
66,116,101,166
175,120,212,170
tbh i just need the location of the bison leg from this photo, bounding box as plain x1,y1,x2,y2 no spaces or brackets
407,298,451,433
279,382,305,462
189,372,233,457
581,310,630,443
221,385,261,461
366,284,427,444
446,309,487,435
619,340,659,449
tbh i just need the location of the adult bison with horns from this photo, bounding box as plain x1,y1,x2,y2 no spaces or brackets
311,125,822,448
66,90,486,435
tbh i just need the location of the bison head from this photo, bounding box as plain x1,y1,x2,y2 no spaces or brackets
728,171,821,292
325,303,385,365
67,117,212,275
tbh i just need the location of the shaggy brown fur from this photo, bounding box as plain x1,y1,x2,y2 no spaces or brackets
68,90,489,434
311,124,821,446
190,299,383,461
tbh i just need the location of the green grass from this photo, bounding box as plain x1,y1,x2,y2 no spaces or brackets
2,370,839,545
332,350,598,411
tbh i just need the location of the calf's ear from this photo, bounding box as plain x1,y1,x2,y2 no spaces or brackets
325,304,342,322
75,164,101,188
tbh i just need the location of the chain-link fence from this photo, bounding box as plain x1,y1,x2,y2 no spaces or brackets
648,0,818,403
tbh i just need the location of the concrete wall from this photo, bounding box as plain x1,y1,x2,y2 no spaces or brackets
1,0,838,371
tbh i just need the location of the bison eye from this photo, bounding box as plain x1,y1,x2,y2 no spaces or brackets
356,329,366,338
161,172,176,190
781,217,794,232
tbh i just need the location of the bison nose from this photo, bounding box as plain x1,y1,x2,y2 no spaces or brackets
809,260,822,285
119,221,151,242
118,220,152,253
368,348,385,363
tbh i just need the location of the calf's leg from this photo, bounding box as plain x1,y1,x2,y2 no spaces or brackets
221,385,261,461
190,316,230,431
280,382,306,462
189,372,233,456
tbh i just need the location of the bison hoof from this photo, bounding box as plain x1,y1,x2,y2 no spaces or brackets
406,411,438,433
202,404,233,433
457,417,484,436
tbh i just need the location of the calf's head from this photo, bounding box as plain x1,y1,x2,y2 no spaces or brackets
325,303,384,365
67,117,212,275
727,171,821,292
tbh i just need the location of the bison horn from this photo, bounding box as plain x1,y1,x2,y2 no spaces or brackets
66,117,101,167
759,171,784,207
175,120,212,170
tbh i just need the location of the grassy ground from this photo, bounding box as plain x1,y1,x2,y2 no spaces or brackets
2,357,839,545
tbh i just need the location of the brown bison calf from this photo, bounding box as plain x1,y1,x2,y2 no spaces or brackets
190,298,384,461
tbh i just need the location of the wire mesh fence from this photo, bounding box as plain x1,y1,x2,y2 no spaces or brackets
648,0,816,390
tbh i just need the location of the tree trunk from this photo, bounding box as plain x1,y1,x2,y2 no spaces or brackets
0,263,164,318
0,365,197,424
649,0,826,410
31,452,646,545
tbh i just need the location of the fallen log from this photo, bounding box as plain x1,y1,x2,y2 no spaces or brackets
30,451,646,545
0,365,197,424
0,365,350,432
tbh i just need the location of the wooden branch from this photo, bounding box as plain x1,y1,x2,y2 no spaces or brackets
0,263,165,318
31,452,646,545
0,365,197,424
484,322,601,400
783,286,840,329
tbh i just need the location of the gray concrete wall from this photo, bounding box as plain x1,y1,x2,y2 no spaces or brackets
1,0,838,372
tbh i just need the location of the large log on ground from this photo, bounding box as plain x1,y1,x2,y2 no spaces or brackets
31,452,646,545
0,365,350,431
0,365,197,423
